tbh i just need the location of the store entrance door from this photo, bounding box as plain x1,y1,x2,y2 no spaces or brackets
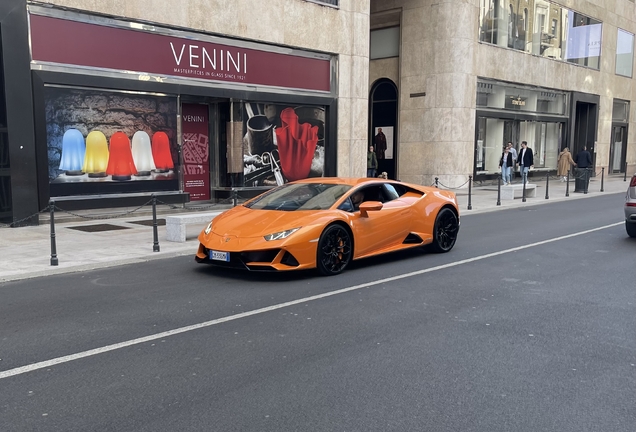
572,101,598,170
609,125,627,174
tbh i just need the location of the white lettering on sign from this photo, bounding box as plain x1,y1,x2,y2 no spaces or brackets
183,115,206,123
170,42,247,74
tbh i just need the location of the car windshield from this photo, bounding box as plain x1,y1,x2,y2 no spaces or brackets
245,183,352,211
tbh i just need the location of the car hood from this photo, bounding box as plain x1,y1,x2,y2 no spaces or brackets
211,205,324,238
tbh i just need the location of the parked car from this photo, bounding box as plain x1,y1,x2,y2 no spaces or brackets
626,174,636,238
195,178,460,275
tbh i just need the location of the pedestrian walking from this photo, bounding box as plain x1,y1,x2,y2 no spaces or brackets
499,145,513,185
367,145,378,178
557,147,576,181
517,141,534,184
507,142,518,182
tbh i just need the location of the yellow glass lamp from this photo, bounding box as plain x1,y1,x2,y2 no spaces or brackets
83,131,109,178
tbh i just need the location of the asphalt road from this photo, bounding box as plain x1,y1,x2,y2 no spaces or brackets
1,193,634,432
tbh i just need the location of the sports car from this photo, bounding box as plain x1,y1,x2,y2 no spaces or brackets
195,178,460,275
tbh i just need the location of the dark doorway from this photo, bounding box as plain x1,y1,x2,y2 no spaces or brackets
609,125,627,173
572,101,597,171
369,79,398,180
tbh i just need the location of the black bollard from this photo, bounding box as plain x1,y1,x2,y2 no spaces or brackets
565,170,570,197
522,177,527,203
152,195,160,252
584,168,589,194
600,167,604,192
49,200,58,266
545,173,549,199
467,175,473,210
496,176,501,206
624,162,628,182
232,188,238,207
435,177,439,188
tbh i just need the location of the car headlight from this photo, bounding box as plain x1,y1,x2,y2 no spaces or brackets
264,227,300,241
204,220,214,235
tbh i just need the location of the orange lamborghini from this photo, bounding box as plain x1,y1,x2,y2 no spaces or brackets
195,178,459,275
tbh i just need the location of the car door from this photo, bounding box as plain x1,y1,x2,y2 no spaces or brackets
349,183,413,257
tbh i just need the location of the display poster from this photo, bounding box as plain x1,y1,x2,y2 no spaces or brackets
242,103,326,187
45,86,178,196
374,126,394,160
182,104,210,201
564,11,602,60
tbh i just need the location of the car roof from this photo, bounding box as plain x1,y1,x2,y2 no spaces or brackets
290,177,397,187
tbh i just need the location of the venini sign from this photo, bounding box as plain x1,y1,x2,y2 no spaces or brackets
29,14,331,92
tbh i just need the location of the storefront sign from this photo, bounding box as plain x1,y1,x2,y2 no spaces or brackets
182,104,210,201
29,14,331,92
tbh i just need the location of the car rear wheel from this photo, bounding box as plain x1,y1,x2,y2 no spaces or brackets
430,208,459,253
317,224,352,276
626,222,636,238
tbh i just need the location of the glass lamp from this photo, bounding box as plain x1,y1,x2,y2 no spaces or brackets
131,131,156,176
106,132,138,181
151,132,174,172
59,128,86,175
83,131,109,178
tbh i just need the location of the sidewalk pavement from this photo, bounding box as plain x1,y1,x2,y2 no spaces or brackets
0,175,629,283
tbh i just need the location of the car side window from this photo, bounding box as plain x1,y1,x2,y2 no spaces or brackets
338,197,355,212
381,183,406,202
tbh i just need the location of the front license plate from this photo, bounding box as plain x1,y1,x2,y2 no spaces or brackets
210,250,230,262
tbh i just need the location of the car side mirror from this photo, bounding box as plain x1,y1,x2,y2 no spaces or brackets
359,201,383,217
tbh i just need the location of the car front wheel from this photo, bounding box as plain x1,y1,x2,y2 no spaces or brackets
626,222,636,238
430,208,459,253
317,224,352,276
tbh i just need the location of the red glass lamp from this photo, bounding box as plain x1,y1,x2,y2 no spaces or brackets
106,132,137,181
151,132,174,172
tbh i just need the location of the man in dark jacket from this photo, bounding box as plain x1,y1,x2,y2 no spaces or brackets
574,146,593,192
575,146,593,168
517,141,534,184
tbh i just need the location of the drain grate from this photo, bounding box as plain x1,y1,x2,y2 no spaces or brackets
128,219,166,227
67,224,131,233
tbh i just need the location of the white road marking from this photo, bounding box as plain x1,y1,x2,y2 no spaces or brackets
0,221,622,380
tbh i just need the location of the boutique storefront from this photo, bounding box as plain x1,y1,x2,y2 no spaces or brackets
475,79,571,180
1,3,339,223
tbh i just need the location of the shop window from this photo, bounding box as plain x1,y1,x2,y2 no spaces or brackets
616,29,634,77
370,27,400,59
612,99,630,123
304,0,338,7
44,85,179,197
242,102,326,187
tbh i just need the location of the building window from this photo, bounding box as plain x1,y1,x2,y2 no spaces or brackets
370,27,400,59
616,29,634,77
303,0,338,7
479,0,602,70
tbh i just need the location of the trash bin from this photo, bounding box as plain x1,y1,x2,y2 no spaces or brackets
574,167,590,192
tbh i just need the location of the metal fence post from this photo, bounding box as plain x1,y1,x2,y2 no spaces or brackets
152,195,160,252
49,200,58,266
435,177,439,188
600,167,604,192
467,175,473,210
584,169,589,194
545,173,549,199
565,170,570,197
496,176,501,206
522,177,527,203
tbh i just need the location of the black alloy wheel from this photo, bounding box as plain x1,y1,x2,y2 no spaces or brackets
317,224,353,276
430,208,459,253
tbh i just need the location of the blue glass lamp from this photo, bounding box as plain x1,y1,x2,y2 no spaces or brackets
59,129,86,175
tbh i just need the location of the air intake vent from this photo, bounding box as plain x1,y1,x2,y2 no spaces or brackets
403,233,423,244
